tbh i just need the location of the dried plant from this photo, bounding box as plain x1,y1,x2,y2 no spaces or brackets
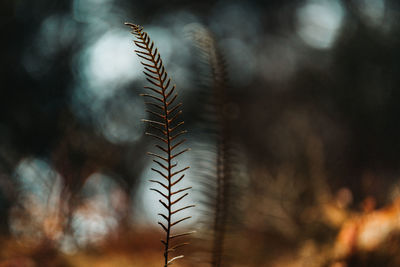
125,22,194,266
189,25,235,267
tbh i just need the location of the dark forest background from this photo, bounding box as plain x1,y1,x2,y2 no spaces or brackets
1,0,400,266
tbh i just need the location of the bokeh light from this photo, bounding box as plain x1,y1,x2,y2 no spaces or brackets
10,158,63,245
72,172,127,247
355,0,385,27
296,0,345,49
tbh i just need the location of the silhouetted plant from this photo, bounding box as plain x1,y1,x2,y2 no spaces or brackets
125,22,194,267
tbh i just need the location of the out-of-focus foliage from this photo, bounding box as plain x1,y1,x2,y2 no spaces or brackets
1,0,400,266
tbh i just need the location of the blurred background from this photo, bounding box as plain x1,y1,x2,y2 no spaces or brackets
1,0,400,266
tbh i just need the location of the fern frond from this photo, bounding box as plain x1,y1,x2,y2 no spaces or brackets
126,22,194,267
189,25,234,267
